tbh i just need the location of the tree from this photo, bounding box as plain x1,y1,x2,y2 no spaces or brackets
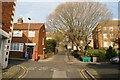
46,2,112,53
52,31,66,46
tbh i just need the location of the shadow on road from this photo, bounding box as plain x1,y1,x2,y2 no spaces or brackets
87,62,119,69
86,62,120,79
6,59,26,69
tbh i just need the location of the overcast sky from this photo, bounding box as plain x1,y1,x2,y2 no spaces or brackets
13,0,119,23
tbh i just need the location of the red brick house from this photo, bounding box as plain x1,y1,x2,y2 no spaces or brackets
10,18,46,60
93,20,119,49
0,0,16,68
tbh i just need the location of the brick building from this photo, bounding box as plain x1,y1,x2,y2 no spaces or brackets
0,1,16,68
93,20,119,49
9,18,46,60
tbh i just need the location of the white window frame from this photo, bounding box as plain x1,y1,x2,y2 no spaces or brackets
109,26,113,31
28,31,35,37
13,31,23,37
104,42,108,47
10,43,24,52
103,34,107,38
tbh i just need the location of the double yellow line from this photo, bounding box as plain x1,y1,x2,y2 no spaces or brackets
16,65,28,80
80,69,96,80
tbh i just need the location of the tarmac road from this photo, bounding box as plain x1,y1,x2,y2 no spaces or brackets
3,51,120,80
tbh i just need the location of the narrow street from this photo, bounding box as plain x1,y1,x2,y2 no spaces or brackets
6,51,119,80
17,52,84,79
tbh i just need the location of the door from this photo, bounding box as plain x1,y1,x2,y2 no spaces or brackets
27,46,34,59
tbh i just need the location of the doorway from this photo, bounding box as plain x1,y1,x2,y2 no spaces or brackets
27,46,34,59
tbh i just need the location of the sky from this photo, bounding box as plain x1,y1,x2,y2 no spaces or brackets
13,0,119,23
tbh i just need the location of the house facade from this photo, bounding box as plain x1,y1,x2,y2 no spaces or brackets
0,1,16,68
9,18,46,60
93,20,119,49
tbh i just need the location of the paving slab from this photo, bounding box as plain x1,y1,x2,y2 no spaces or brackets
52,70,67,78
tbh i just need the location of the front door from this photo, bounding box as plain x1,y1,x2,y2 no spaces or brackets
27,46,34,59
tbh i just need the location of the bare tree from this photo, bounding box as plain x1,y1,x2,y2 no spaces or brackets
52,31,66,46
46,2,112,54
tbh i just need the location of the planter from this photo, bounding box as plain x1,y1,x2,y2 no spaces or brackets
82,56,91,62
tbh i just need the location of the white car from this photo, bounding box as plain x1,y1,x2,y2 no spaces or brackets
110,56,119,64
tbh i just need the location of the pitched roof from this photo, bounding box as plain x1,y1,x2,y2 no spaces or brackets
14,23,45,30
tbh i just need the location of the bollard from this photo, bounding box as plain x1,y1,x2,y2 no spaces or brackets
34,49,38,61
25,52,29,61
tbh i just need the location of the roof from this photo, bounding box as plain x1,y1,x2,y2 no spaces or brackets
14,23,45,30
98,20,120,26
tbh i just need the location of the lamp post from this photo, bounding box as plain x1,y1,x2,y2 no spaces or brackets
25,18,31,60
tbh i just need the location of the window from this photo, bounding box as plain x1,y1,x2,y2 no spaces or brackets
42,38,44,45
13,31,23,37
10,43,24,52
109,27,113,31
104,42,108,47
110,34,114,38
28,31,35,37
103,34,107,38
103,27,107,31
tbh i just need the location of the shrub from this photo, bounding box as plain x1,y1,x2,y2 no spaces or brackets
98,50,106,61
87,49,99,56
46,39,57,53
71,50,79,58
105,46,117,60
71,50,82,60
87,49,106,61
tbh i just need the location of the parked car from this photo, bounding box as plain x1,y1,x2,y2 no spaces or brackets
110,56,119,64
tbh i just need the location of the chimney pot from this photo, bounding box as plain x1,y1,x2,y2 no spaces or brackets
18,18,23,24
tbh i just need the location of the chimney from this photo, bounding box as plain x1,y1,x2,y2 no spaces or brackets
17,18,23,24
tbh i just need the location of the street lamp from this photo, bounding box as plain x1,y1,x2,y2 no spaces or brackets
25,18,31,60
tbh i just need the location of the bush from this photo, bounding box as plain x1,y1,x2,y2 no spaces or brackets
87,49,106,61
71,50,79,58
105,46,117,60
46,39,57,53
98,51,106,61
87,49,99,56
71,50,82,60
